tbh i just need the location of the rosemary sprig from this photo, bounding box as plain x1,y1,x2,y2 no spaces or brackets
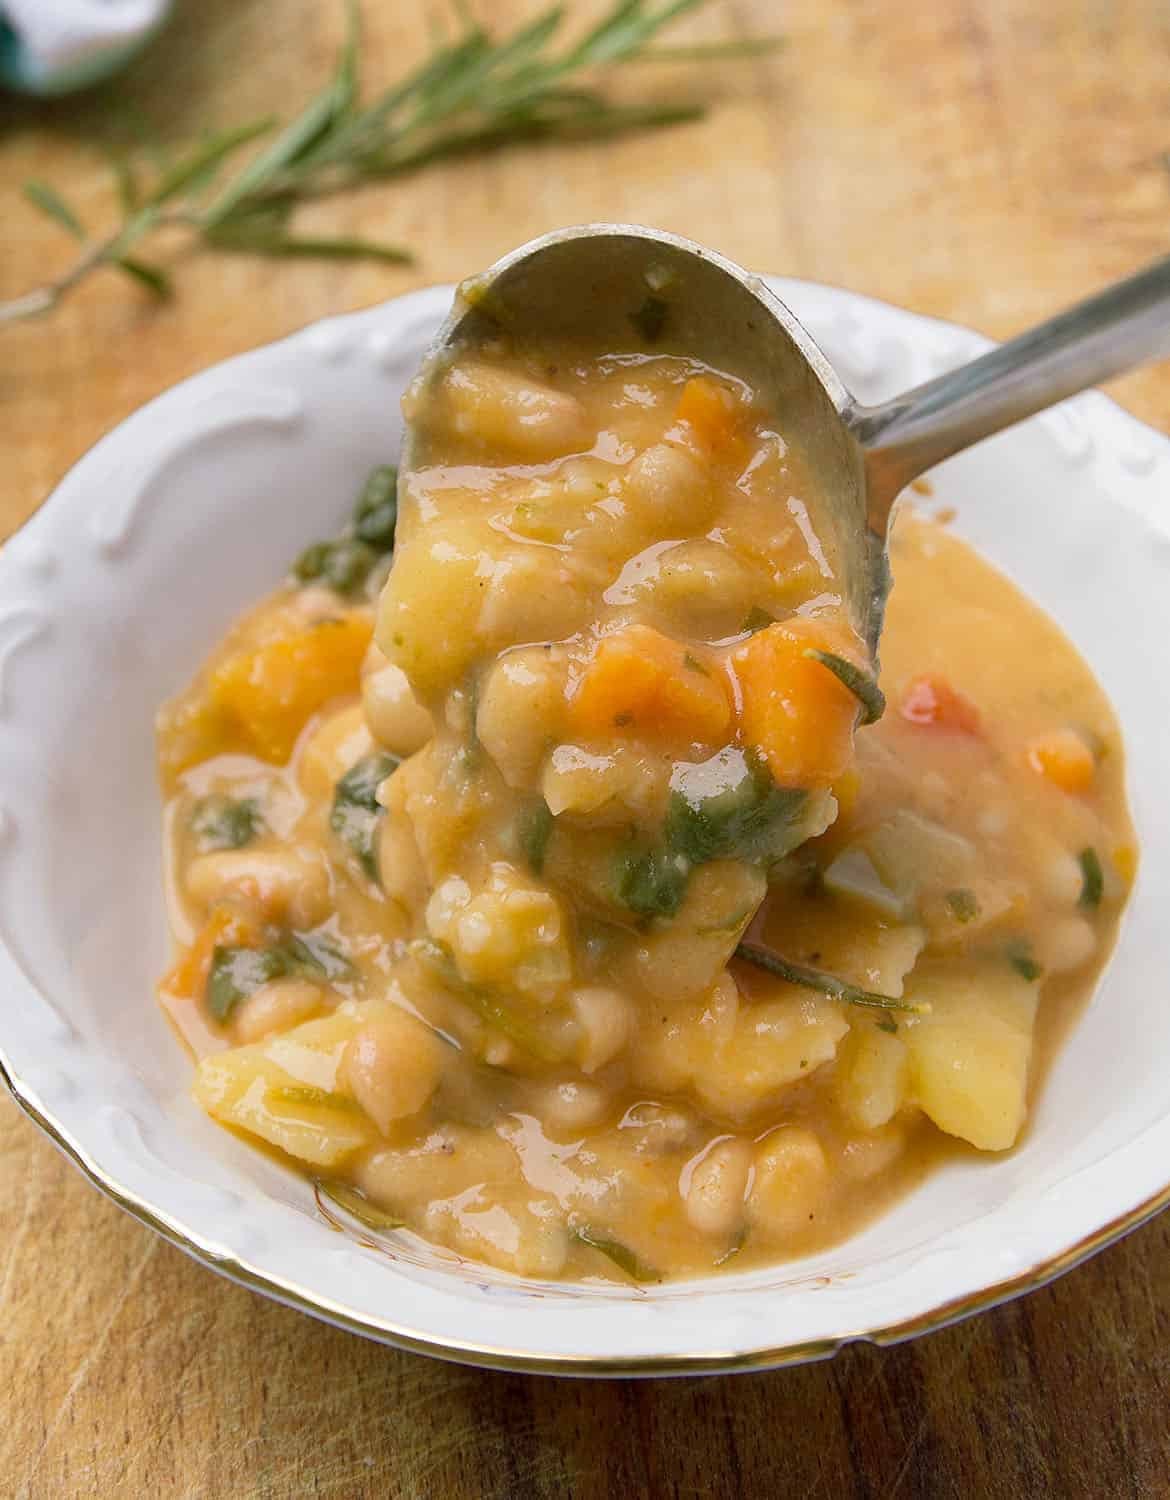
804,648,886,725
3,0,779,327
734,941,928,1013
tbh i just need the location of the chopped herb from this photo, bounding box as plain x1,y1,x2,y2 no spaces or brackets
410,939,560,1062
629,294,667,343
331,751,399,880
317,1179,404,1231
1005,939,1043,982
206,945,287,1022
517,799,554,875
352,465,398,549
614,711,634,727
616,846,691,919
190,795,263,851
803,648,885,725
734,942,926,1013
946,887,980,924
682,652,710,676
573,1226,660,1283
293,536,379,594
666,748,807,866
877,1017,898,1035
205,932,353,1022
1078,847,1104,909
740,605,774,633
267,1086,363,1114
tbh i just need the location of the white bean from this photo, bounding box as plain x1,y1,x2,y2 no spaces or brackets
185,846,331,927
570,986,633,1074
623,442,711,530
341,1007,446,1135
476,646,567,789
747,1126,830,1239
683,1137,752,1236
232,978,326,1044
361,643,433,756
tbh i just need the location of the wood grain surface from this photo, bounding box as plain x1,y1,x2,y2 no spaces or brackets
3,2,1170,1495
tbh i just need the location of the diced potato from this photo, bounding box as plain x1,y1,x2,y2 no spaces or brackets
193,1005,383,1167
436,359,594,460
375,519,495,702
210,614,372,764
634,975,848,1121
833,1021,910,1130
901,961,1039,1151
425,864,572,1005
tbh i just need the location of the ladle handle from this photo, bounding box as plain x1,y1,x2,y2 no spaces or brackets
850,253,1170,532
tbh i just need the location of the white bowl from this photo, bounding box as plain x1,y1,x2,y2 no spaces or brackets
1,279,1167,1376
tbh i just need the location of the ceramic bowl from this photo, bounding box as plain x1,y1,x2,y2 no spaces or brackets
1,277,1167,1375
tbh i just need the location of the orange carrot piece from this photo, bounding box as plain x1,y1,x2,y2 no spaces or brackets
1026,728,1095,794
673,376,747,462
569,625,731,743
210,613,372,763
161,906,262,1001
729,619,860,787
899,674,981,734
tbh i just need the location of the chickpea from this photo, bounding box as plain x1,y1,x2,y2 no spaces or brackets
185,846,331,928
361,642,433,756
231,978,326,1044
623,442,711,530
341,1007,446,1136
476,646,567,789
570,986,633,1073
683,1137,752,1237
748,1126,830,1240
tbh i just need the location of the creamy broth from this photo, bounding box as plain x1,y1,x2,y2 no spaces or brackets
156,338,1134,1284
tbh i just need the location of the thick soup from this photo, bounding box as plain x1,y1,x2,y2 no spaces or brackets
156,332,1134,1284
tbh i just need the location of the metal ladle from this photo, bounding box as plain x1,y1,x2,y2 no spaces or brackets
409,223,1170,653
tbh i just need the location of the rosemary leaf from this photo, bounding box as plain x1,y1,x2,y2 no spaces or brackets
208,230,412,263
114,257,173,299
317,1178,405,1230
573,1226,660,1282
804,648,886,725
104,150,140,215
734,941,926,1013
150,120,277,207
23,181,85,239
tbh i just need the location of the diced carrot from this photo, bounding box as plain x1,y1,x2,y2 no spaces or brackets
161,905,262,1001
673,376,748,462
156,693,237,787
569,624,731,744
729,619,860,787
1112,843,1138,885
832,767,861,824
899,674,981,734
210,613,372,763
1026,728,1095,794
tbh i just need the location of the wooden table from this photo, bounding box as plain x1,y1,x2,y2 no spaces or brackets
3,2,1170,1494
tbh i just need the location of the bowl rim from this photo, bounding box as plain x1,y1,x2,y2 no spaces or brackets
2,274,1167,1376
